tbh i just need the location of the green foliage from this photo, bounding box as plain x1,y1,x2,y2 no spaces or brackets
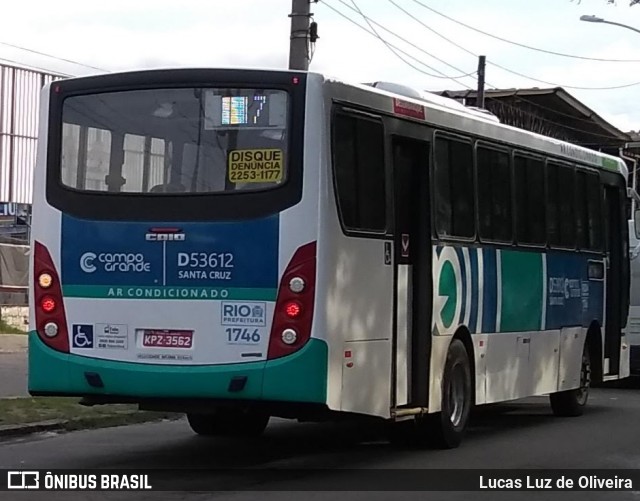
0,320,25,335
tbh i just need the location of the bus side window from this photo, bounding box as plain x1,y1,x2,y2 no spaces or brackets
586,172,603,251
514,154,545,246
476,145,511,242
331,113,386,233
548,161,578,250
558,165,576,248
433,136,474,239
547,162,562,247
575,170,589,250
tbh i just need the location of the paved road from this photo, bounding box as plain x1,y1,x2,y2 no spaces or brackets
0,335,27,397
2,384,640,500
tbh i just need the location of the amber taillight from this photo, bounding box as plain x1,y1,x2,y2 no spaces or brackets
34,241,69,352
267,241,316,360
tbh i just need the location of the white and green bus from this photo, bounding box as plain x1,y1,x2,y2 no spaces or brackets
29,69,631,448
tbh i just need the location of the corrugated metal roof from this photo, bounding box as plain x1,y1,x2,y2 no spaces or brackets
0,63,64,204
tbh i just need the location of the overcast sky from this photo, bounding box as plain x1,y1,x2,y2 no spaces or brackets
2,0,640,132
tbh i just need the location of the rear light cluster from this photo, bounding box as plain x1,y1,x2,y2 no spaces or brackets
34,241,69,352
267,242,317,360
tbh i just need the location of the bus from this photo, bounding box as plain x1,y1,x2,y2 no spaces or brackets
29,68,631,448
630,227,640,372
625,150,640,372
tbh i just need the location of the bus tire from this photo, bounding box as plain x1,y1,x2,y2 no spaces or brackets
187,410,270,437
550,343,591,417
413,338,472,449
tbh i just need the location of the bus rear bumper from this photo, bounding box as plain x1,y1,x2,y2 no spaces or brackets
28,332,328,405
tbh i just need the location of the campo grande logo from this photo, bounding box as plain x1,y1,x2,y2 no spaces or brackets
80,252,97,273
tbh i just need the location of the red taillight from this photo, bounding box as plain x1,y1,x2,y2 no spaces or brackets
284,301,302,318
268,241,316,360
34,241,69,352
41,297,56,313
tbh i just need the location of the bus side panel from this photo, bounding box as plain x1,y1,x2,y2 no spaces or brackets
319,87,393,419
428,246,603,411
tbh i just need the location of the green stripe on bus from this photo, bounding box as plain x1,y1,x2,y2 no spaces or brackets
62,285,278,301
602,158,619,171
500,250,543,332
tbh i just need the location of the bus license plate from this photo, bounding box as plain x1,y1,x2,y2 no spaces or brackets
141,330,193,348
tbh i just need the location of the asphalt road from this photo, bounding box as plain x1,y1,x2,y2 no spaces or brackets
2,384,640,500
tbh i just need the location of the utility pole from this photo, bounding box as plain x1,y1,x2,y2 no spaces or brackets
289,0,312,70
477,55,486,109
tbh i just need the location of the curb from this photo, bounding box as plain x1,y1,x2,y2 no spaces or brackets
0,413,184,439
0,419,67,438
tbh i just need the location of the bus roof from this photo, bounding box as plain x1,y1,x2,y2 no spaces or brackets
317,72,628,179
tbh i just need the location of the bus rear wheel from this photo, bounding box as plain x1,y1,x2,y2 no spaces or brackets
187,409,270,437
411,338,472,449
550,343,591,417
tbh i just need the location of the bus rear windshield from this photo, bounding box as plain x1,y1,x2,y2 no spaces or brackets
60,87,289,194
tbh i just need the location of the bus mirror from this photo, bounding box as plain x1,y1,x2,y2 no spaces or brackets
635,209,640,239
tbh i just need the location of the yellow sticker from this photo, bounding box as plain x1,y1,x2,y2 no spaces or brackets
228,149,284,183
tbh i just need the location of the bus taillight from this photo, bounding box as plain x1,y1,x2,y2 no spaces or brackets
40,297,56,313
268,242,316,360
284,301,302,318
34,241,69,352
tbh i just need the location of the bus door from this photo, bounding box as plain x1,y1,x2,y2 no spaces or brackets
603,180,628,376
391,135,431,408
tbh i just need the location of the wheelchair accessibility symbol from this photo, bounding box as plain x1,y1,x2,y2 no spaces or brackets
72,324,94,348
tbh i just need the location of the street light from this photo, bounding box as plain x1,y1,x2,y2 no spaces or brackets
580,14,640,35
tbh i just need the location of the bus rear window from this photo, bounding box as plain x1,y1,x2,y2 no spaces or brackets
60,88,289,194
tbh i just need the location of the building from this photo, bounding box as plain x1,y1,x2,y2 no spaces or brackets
0,62,64,243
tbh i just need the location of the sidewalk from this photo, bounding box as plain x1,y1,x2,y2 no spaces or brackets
0,335,181,437
0,334,28,397
0,333,27,353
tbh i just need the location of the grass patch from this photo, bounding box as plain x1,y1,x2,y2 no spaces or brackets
0,320,26,334
0,397,181,430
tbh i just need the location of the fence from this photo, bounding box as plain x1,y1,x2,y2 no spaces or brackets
0,62,64,204
0,242,28,330
0,63,65,330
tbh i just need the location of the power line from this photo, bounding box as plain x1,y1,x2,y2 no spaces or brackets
488,60,640,90
320,2,626,141
0,39,107,72
410,0,640,63
346,0,474,82
387,0,479,60
325,0,477,82
332,0,478,81
348,0,447,80
388,0,640,90
0,56,71,77
321,0,476,85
